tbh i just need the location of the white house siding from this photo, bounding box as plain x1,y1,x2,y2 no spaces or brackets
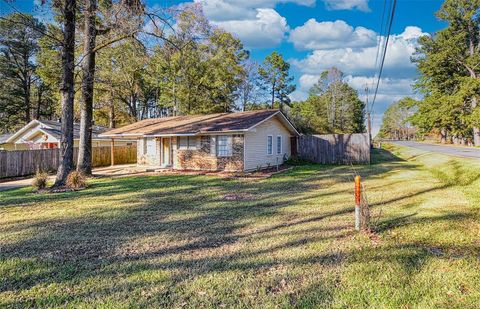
244,116,292,171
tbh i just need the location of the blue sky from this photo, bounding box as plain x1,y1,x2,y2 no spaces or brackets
1,0,446,134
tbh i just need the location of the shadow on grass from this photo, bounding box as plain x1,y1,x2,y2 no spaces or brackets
370,148,406,164
1,147,478,307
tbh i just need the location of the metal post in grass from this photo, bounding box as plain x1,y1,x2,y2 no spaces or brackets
355,175,361,231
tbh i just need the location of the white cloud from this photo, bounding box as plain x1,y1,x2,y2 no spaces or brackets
193,0,318,48
194,0,315,21
295,74,418,103
194,0,256,21
289,74,319,101
292,26,428,78
322,0,370,12
212,8,288,48
290,90,309,102
344,75,416,97
289,19,376,50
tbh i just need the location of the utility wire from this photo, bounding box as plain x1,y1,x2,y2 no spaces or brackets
371,0,388,95
370,0,397,114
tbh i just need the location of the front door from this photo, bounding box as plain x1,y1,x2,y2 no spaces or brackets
162,138,171,166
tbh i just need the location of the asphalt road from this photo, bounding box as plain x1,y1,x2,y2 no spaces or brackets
391,141,480,160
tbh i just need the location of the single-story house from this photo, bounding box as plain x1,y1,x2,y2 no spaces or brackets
1,119,133,151
100,109,299,172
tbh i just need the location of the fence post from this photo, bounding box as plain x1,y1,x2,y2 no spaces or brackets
110,139,115,166
355,175,361,231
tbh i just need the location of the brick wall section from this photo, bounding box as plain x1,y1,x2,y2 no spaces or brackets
174,135,244,171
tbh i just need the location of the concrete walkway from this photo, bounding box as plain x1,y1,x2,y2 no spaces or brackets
0,176,55,192
0,164,139,192
391,141,480,160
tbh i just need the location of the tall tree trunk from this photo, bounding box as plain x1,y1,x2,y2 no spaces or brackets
472,97,480,146
77,0,97,175
24,79,31,123
271,81,275,109
109,85,116,128
109,103,116,128
35,85,42,119
54,0,76,187
440,128,447,144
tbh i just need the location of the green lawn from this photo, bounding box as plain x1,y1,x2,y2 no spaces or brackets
1,144,480,308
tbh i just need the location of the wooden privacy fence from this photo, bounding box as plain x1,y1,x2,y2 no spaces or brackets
0,145,137,179
298,133,370,164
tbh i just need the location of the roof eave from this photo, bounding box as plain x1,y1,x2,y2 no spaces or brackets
98,133,143,138
5,120,42,143
104,130,249,138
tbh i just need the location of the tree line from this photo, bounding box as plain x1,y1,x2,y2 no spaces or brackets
380,0,480,145
0,0,367,186
0,1,299,186
377,97,417,140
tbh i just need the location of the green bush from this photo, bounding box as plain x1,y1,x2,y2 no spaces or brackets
284,156,311,166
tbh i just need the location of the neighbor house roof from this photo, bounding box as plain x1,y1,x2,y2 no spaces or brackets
37,120,108,140
100,110,299,137
5,119,111,144
0,133,13,144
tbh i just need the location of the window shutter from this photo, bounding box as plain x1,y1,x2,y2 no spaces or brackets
227,135,233,156
210,136,216,156
196,136,201,149
143,137,148,154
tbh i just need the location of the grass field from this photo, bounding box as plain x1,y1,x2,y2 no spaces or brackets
1,144,480,308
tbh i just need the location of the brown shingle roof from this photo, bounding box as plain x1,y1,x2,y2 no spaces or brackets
101,110,284,136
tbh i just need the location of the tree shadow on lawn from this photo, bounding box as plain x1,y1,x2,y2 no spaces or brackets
2,147,470,306
0,147,412,209
1,197,354,307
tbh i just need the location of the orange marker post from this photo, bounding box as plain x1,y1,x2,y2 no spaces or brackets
354,175,361,231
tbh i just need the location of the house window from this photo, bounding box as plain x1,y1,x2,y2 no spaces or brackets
217,135,232,156
277,135,282,154
178,136,197,150
267,135,273,155
146,138,156,155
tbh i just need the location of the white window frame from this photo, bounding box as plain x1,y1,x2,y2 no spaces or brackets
146,138,156,155
216,135,232,157
178,136,197,150
267,135,273,155
277,135,282,154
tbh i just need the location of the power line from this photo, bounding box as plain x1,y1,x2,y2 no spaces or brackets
371,0,388,95
370,0,397,114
